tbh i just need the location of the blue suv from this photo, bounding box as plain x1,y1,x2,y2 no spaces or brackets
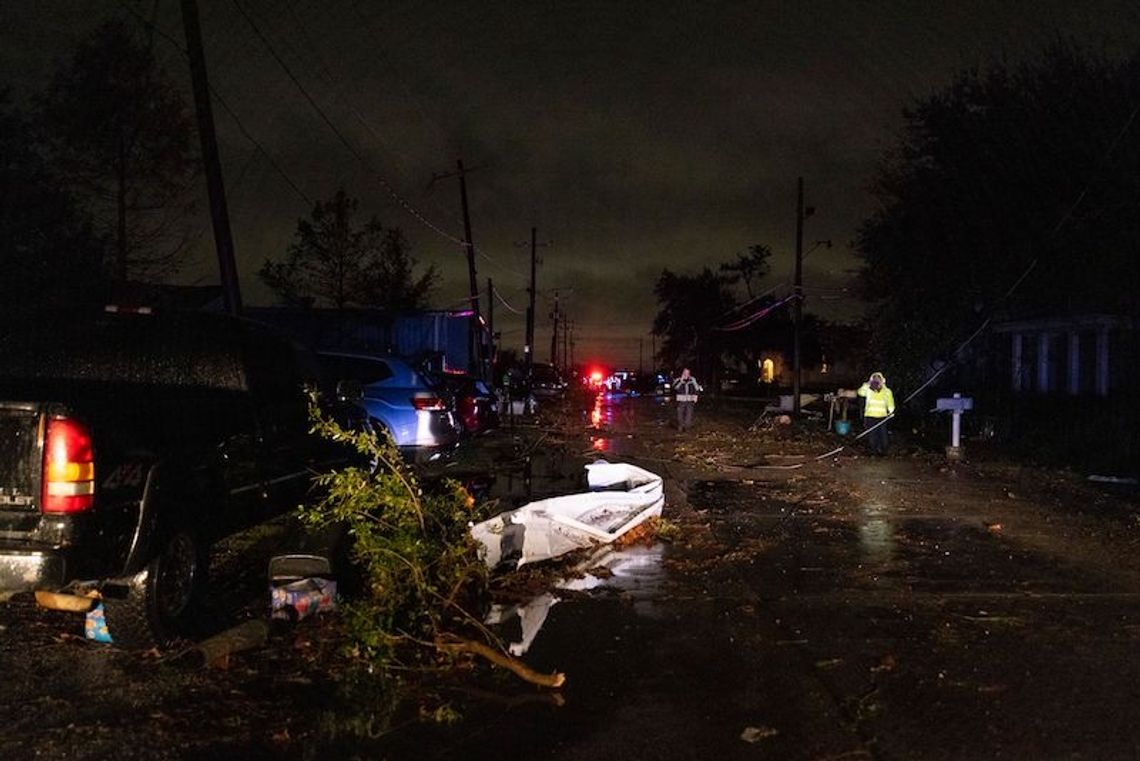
317,352,460,459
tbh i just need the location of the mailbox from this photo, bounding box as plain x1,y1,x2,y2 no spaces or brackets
935,393,973,459
935,396,974,412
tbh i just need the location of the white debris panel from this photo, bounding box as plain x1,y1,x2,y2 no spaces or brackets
470,461,664,570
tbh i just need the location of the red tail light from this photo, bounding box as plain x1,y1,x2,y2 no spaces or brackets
411,394,446,411
42,417,95,514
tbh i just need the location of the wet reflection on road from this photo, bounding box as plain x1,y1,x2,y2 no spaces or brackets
857,501,896,580
487,542,669,655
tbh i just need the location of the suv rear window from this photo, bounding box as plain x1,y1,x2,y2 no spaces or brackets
318,354,394,385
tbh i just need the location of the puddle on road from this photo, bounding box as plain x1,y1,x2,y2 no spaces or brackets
487,542,669,656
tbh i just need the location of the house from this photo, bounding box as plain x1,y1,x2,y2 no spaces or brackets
991,314,1134,397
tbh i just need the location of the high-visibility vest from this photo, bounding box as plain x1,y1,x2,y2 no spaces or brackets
675,377,701,403
858,383,895,418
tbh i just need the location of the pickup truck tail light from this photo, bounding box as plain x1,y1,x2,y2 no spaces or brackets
411,394,446,411
42,417,95,513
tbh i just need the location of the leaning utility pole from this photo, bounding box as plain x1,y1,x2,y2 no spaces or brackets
793,177,805,416
181,0,241,314
457,159,480,318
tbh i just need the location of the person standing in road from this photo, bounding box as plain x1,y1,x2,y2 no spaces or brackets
673,367,703,432
857,371,895,455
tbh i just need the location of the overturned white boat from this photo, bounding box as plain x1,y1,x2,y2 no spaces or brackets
471,461,664,570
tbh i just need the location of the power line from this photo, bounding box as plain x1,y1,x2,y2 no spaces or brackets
229,0,466,247
114,0,313,206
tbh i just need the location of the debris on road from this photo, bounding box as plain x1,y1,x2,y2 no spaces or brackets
268,553,338,622
740,725,779,743
471,461,664,570
188,620,270,669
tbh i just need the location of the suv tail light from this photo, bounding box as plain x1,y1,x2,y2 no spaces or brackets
411,394,446,411
42,417,95,513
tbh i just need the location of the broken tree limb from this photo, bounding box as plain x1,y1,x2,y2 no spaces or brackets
189,620,269,668
435,636,566,688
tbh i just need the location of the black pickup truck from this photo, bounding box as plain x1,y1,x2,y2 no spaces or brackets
0,307,345,648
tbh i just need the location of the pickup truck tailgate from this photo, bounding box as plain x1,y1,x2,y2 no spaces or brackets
0,405,41,514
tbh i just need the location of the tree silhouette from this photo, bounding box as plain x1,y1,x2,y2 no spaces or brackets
651,267,736,386
856,41,1140,387
36,20,198,283
260,189,437,310
0,95,107,306
719,244,772,299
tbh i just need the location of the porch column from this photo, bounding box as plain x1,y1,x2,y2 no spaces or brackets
1011,333,1023,392
1037,332,1051,393
1067,332,1080,395
1095,328,1110,396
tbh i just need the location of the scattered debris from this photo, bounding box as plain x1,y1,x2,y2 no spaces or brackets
471,461,664,570
85,602,112,644
268,554,338,622
1088,475,1138,485
740,725,779,743
435,635,565,688
188,620,270,669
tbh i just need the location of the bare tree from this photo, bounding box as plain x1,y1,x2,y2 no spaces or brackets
37,20,198,283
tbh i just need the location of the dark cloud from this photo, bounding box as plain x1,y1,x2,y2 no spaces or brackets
4,1,1140,364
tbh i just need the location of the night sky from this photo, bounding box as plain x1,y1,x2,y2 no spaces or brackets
4,1,1140,366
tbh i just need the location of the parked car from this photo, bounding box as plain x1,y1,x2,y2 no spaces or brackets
411,352,498,436
0,307,350,649
529,363,568,400
316,352,460,458
440,375,499,435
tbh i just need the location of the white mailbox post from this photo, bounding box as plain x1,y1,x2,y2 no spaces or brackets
935,393,974,460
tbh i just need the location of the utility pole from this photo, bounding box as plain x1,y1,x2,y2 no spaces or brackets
563,317,569,369
181,0,241,315
639,338,644,373
457,159,480,318
550,291,560,368
792,176,814,416
433,159,482,374
527,227,537,373
487,277,494,369
514,228,551,374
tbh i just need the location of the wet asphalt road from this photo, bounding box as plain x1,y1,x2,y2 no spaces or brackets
374,396,1140,760
2,394,1139,760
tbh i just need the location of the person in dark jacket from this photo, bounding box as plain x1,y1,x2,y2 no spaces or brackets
673,367,703,432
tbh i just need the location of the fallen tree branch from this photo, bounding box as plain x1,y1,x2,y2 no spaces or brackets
435,636,566,689
182,620,269,669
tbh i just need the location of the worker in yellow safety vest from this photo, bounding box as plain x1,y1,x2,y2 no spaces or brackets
673,367,703,432
857,371,895,455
